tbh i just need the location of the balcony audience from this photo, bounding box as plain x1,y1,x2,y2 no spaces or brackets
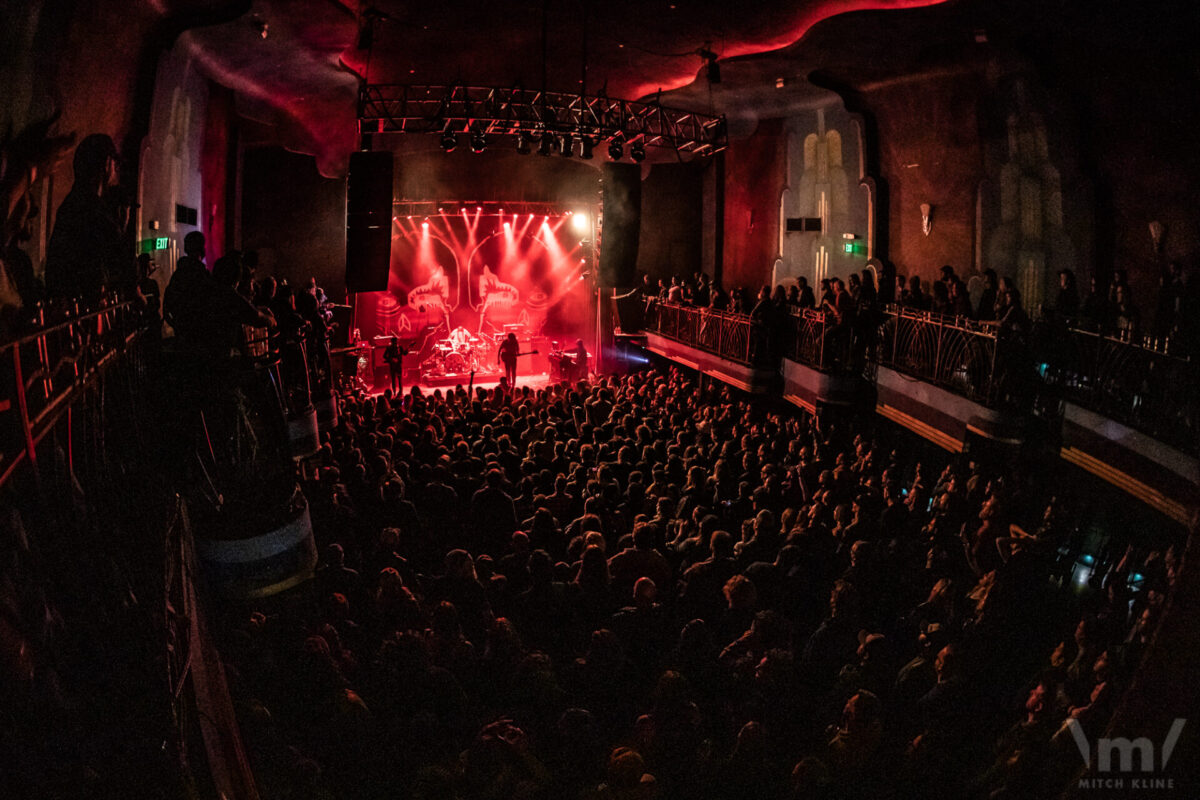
45,134,133,300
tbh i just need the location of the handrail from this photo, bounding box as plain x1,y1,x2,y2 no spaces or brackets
644,299,1198,449
644,301,767,366
1,296,136,351
876,305,1004,406
0,297,146,489
1036,320,1198,453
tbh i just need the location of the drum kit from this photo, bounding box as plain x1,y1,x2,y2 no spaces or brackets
420,326,508,379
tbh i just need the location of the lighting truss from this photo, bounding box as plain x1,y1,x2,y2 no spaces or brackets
359,84,727,157
392,200,588,218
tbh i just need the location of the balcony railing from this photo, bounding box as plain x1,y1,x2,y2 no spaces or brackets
0,298,147,487
646,302,763,365
785,308,846,372
876,306,1003,406
644,299,1199,452
1037,324,1199,454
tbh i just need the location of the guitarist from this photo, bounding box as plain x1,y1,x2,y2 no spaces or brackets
384,334,408,394
497,332,521,387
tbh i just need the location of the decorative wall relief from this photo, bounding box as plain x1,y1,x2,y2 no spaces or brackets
778,105,870,288
983,79,1077,313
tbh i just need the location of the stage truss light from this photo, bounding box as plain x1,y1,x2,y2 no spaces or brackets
515,131,531,155
630,139,646,162
439,122,457,152
560,133,573,157
537,130,555,156
360,85,728,160
579,136,595,159
470,126,488,153
571,212,590,233
608,135,624,161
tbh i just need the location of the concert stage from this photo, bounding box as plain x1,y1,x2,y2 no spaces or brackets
351,207,596,385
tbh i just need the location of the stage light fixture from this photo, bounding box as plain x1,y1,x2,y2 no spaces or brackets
470,128,488,153
630,140,646,162
560,133,573,157
440,123,457,152
572,212,590,233
580,136,595,159
515,132,531,155
537,131,555,156
608,136,624,160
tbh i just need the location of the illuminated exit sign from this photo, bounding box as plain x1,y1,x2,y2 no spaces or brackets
139,237,171,254
842,241,866,256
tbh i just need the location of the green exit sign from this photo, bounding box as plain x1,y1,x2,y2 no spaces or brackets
140,237,171,254
842,241,866,256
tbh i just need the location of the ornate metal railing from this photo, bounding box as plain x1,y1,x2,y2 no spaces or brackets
786,308,843,372
1037,324,1199,454
644,299,1198,450
646,302,762,365
876,306,1003,405
0,298,146,487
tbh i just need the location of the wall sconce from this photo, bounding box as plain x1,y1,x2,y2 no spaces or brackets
920,203,932,236
1149,220,1165,253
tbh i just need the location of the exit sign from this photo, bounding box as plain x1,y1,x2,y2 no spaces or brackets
842,241,866,256
140,237,171,254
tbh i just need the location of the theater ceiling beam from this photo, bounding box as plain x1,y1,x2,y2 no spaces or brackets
357,84,728,158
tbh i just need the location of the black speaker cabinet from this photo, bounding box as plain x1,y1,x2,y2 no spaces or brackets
599,163,641,287
345,151,394,292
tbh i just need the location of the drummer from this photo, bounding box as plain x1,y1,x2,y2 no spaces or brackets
447,326,474,351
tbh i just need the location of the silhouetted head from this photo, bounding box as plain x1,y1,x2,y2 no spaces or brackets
183,231,206,259
72,134,118,191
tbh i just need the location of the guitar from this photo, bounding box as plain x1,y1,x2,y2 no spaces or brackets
497,349,539,364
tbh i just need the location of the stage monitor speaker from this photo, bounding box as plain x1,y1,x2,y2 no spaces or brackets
599,162,641,287
345,151,394,292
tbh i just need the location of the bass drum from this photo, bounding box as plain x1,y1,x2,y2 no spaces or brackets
443,351,470,374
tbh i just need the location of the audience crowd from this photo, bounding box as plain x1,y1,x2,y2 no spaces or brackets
220,368,1177,800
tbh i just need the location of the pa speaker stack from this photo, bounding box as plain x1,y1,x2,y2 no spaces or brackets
345,151,394,292
598,163,641,287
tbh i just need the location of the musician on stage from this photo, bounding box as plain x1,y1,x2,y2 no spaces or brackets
384,335,408,394
573,338,589,381
498,332,520,387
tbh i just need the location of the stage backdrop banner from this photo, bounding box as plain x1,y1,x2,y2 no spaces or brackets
354,210,593,368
